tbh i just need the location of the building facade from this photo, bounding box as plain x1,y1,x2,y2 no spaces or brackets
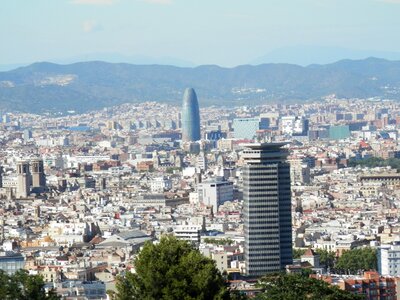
242,143,292,277
378,243,400,276
0,251,25,274
281,116,309,136
232,117,269,140
31,158,46,192
198,179,234,213
16,161,30,198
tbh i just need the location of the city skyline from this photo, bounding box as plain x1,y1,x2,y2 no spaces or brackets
1,1,400,298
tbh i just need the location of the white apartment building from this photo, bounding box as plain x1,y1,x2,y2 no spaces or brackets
150,176,172,192
378,243,400,276
197,179,233,213
281,116,308,136
173,225,203,243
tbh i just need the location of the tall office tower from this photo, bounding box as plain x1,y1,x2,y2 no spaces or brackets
181,88,201,142
30,158,46,192
242,143,292,277
0,166,3,188
16,161,30,198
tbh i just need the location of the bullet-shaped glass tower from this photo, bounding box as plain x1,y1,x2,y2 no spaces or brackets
181,88,201,142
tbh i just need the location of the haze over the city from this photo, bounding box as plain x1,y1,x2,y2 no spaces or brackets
1,0,400,68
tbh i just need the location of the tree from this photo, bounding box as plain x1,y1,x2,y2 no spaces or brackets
315,249,336,268
116,236,230,300
255,273,362,300
292,248,306,259
335,248,377,274
229,291,248,300
0,269,60,300
348,157,400,171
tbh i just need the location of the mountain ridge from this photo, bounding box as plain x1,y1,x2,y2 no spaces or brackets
0,57,399,114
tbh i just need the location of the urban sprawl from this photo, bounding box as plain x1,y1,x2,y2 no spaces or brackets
1,89,400,299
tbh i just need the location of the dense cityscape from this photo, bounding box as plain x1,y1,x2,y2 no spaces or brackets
2,1,400,299
0,87,399,298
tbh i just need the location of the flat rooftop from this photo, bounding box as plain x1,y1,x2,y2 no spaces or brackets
241,142,289,150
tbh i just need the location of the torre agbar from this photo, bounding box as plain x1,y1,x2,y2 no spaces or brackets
181,88,201,142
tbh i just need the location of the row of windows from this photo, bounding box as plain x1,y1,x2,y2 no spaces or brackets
243,185,279,190
247,243,281,248
243,202,280,207
242,215,278,220
248,260,281,265
245,204,282,209
246,225,280,229
244,192,281,196
248,221,280,226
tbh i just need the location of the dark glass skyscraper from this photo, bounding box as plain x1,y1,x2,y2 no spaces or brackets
242,143,292,277
181,88,201,142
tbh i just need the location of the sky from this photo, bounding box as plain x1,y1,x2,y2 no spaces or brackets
1,0,400,67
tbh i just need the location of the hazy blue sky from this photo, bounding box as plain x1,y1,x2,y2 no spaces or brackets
1,0,400,66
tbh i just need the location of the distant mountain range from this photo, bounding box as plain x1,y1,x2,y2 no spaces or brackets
0,57,400,114
251,46,400,66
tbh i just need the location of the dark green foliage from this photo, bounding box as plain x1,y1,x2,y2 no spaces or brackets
0,269,60,300
1,58,400,113
116,236,230,300
255,273,362,300
229,291,248,300
349,157,400,171
292,248,306,259
335,247,377,274
315,249,336,268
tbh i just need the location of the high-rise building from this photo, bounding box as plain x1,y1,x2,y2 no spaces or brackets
181,88,201,142
242,143,292,277
30,158,46,193
16,161,30,198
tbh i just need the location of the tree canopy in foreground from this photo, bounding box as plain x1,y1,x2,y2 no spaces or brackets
116,236,230,300
255,273,362,300
0,269,59,300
